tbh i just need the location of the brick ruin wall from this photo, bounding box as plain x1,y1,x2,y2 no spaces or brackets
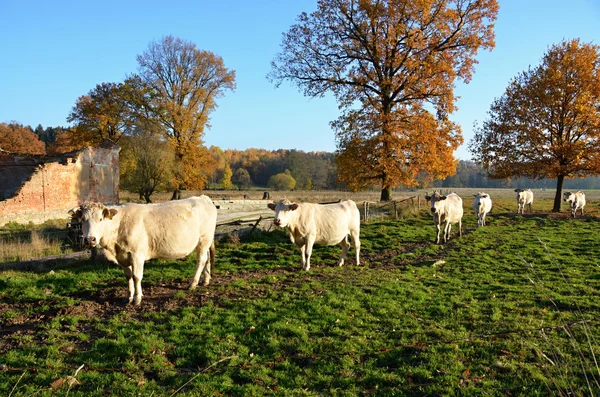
0,143,120,226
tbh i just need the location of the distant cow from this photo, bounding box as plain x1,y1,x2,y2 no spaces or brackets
472,193,492,227
563,191,586,218
425,192,463,244
515,189,534,214
267,199,360,271
77,196,217,305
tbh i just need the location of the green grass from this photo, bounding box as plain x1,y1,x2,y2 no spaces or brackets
1,207,599,396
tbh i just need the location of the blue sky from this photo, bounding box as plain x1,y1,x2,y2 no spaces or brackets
1,0,599,159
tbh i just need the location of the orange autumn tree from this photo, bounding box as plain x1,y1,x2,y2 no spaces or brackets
136,35,236,196
0,123,46,155
470,39,600,212
67,81,138,147
269,0,498,200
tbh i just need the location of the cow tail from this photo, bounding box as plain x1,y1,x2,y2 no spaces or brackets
209,241,215,268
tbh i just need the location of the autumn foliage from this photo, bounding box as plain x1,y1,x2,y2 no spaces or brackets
470,39,600,211
270,0,498,200
0,123,46,155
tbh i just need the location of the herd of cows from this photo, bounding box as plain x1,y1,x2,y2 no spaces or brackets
70,188,588,305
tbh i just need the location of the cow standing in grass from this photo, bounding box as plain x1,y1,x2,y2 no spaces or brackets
515,189,534,214
472,193,492,227
77,196,217,305
267,199,360,271
425,192,463,244
563,191,586,218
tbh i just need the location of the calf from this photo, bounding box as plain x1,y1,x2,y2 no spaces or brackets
425,192,463,244
472,193,492,227
515,189,534,214
563,191,586,218
77,196,217,305
267,199,360,271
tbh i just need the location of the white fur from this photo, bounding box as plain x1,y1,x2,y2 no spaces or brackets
472,193,492,227
79,196,217,305
563,191,586,218
515,189,534,214
425,192,463,244
268,199,361,271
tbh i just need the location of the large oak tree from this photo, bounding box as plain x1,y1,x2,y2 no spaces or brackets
269,0,498,200
136,35,236,193
470,39,600,212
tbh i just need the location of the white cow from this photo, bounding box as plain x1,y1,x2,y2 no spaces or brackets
563,191,586,218
515,189,534,214
425,192,463,244
267,199,360,271
472,193,492,227
77,196,217,305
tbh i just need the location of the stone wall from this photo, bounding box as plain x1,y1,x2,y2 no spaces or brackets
0,141,120,226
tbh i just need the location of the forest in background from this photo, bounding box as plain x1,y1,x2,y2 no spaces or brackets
3,121,600,193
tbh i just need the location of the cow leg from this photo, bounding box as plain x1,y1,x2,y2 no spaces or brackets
132,256,145,306
458,220,462,237
350,230,360,266
121,265,135,304
304,236,316,271
338,236,349,267
435,223,441,244
444,223,451,243
190,244,210,289
295,243,306,270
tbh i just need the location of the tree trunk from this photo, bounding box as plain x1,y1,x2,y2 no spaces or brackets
143,190,153,203
380,186,392,201
553,175,565,212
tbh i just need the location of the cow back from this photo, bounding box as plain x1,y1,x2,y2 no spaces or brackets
116,196,217,260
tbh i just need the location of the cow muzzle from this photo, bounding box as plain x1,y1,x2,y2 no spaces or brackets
273,219,282,227
430,208,437,214
86,236,98,247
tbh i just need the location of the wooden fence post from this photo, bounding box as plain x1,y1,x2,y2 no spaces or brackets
418,195,421,210
393,200,398,220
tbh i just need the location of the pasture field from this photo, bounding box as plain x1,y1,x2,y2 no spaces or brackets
1,193,600,396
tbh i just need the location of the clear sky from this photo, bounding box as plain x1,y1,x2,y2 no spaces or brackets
1,0,599,159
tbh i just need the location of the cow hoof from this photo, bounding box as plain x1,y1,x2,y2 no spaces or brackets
189,283,198,290
134,297,142,306
202,279,210,287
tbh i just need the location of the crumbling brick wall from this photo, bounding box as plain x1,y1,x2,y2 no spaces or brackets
0,141,120,226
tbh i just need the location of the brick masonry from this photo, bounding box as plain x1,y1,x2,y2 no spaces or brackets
0,141,120,226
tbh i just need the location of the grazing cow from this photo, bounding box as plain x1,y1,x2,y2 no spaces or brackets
76,196,217,305
472,193,492,227
563,191,586,218
267,199,360,271
425,192,463,244
515,189,534,214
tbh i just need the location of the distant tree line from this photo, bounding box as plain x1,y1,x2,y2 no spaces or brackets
430,160,600,191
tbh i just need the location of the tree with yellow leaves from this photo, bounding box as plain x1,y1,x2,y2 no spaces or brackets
470,39,600,212
136,35,236,194
270,0,498,200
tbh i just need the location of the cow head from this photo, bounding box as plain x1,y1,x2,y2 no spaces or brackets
79,203,118,247
563,191,574,203
267,199,299,228
473,193,488,206
424,192,447,215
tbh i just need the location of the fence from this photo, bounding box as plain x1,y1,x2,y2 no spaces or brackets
360,195,421,222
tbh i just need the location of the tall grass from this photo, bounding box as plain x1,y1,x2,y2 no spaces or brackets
0,230,64,263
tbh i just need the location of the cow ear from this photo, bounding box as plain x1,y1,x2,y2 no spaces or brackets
289,203,299,211
440,196,447,200
482,195,488,198
424,195,431,201
103,208,118,219
267,203,276,211
473,194,478,198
